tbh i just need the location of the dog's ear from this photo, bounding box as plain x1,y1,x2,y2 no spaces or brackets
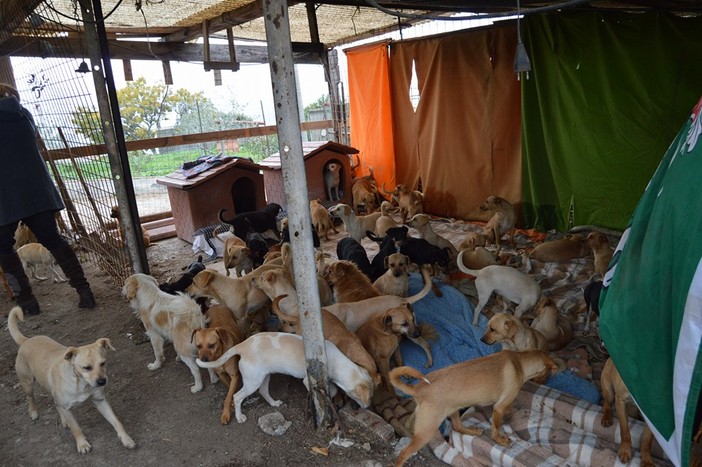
215,327,236,345
122,277,138,299
64,347,78,362
193,270,215,288
502,317,516,338
96,338,115,351
191,329,199,343
383,313,394,328
271,294,290,319
384,256,390,269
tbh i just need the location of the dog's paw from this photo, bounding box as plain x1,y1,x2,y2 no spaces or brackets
618,443,633,463
270,399,282,407
601,415,613,427
76,437,92,454
120,433,136,449
29,409,38,420
236,413,247,423
147,362,161,371
190,383,203,393
493,433,511,446
209,370,219,384
220,410,231,425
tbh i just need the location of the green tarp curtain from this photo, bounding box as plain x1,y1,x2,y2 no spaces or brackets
521,11,702,231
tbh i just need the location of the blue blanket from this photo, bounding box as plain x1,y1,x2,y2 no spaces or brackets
399,274,601,404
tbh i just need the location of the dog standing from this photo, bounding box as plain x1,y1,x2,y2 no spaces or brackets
8,306,135,454
600,357,655,466
218,203,282,241
214,231,253,277
123,273,213,393
310,198,338,241
587,231,614,277
382,183,424,224
196,332,374,423
17,242,66,282
324,161,342,202
192,305,245,425
329,203,382,243
390,349,558,467
479,195,516,256
405,213,458,262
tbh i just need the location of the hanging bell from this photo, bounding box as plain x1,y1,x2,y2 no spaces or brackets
75,61,90,73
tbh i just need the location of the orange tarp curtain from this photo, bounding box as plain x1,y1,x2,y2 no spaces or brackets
345,42,396,190
389,25,522,221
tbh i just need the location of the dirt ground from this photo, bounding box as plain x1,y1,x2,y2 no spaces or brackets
0,237,445,467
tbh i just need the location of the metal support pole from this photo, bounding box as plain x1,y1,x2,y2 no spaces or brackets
262,0,334,428
82,0,149,274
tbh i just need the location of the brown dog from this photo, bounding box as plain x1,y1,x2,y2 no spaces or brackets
390,349,558,467
586,231,614,277
528,233,589,262
352,171,379,214
382,183,424,223
356,306,421,391
479,195,516,256
481,312,549,352
192,305,245,425
372,253,410,297
8,306,135,454
110,205,151,248
214,232,252,277
272,295,381,387
600,357,654,466
325,260,381,303
310,198,338,241
375,201,401,237
457,240,497,270
530,297,572,351
458,232,487,251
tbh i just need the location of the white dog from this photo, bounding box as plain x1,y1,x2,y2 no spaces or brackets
17,242,66,283
196,332,373,423
457,251,542,326
328,203,382,243
122,273,214,393
8,306,135,454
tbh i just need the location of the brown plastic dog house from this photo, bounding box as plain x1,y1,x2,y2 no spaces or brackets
156,158,266,242
259,141,359,209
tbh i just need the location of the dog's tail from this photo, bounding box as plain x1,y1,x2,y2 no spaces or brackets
456,250,483,277
7,306,27,346
196,342,242,368
405,266,433,305
389,366,430,396
218,208,235,225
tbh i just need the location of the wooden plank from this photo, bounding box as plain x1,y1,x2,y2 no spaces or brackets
0,0,43,46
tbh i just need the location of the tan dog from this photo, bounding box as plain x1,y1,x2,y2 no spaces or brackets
600,357,654,466
382,183,424,223
187,268,271,337
356,306,421,391
214,231,252,277
14,221,37,248
458,231,487,251
530,297,573,351
196,333,374,423
251,266,333,314
325,260,381,303
406,213,459,260
528,233,589,262
352,172,379,215
16,242,66,283
481,312,549,352
310,198,338,241
110,205,151,248
123,273,212,393
587,231,614,277
272,296,381,387
192,305,245,425
329,203,382,243
390,349,558,467
323,161,342,202
375,201,400,237
479,195,516,256
8,306,135,454
372,253,410,297
457,240,497,270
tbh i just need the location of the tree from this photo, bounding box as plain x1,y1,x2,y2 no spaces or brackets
304,94,329,121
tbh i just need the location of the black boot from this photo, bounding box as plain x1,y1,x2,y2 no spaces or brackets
51,245,96,309
0,253,41,315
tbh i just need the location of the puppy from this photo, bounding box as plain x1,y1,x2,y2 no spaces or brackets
367,230,402,282
123,273,211,393
272,296,381,387
528,233,589,262
405,213,458,261
382,183,424,223
479,195,516,256
329,203,382,243
8,306,135,454
110,205,151,248
187,269,270,337
324,161,342,201
245,231,271,269
587,231,614,277
214,231,253,277
372,253,410,297
325,260,381,303
480,312,549,352
458,231,487,251
218,202,282,241
336,237,372,278
310,198,338,241
385,226,450,275
600,357,655,466
390,350,558,467
456,253,542,326
16,242,66,282
356,306,420,391
530,297,573,351
158,255,208,312
375,201,400,237
192,305,245,425
196,332,374,423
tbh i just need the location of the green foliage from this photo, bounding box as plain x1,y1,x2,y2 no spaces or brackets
304,94,329,120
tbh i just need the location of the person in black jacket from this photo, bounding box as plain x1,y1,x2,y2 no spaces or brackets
0,83,95,315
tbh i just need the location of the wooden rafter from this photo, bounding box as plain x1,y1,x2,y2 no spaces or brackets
0,0,43,46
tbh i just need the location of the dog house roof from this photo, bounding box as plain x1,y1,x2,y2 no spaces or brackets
259,141,359,171
156,156,263,190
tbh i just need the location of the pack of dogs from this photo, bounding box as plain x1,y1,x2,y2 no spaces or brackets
8,192,656,467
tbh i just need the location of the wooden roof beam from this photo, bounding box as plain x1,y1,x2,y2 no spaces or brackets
0,0,43,46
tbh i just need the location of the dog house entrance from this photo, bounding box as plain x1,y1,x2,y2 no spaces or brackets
232,177,258,213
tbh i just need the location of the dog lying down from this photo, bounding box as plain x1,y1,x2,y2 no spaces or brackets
390,349,558,467
196,332,374,423
8,306,135,454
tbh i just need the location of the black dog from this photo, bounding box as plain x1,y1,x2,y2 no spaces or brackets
245,232,271,269
366,230,400,281
218,203,282,240
336,237,372,278
159,256,207,311
385,226,449,272
584,280,603,317
281,223,321,249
